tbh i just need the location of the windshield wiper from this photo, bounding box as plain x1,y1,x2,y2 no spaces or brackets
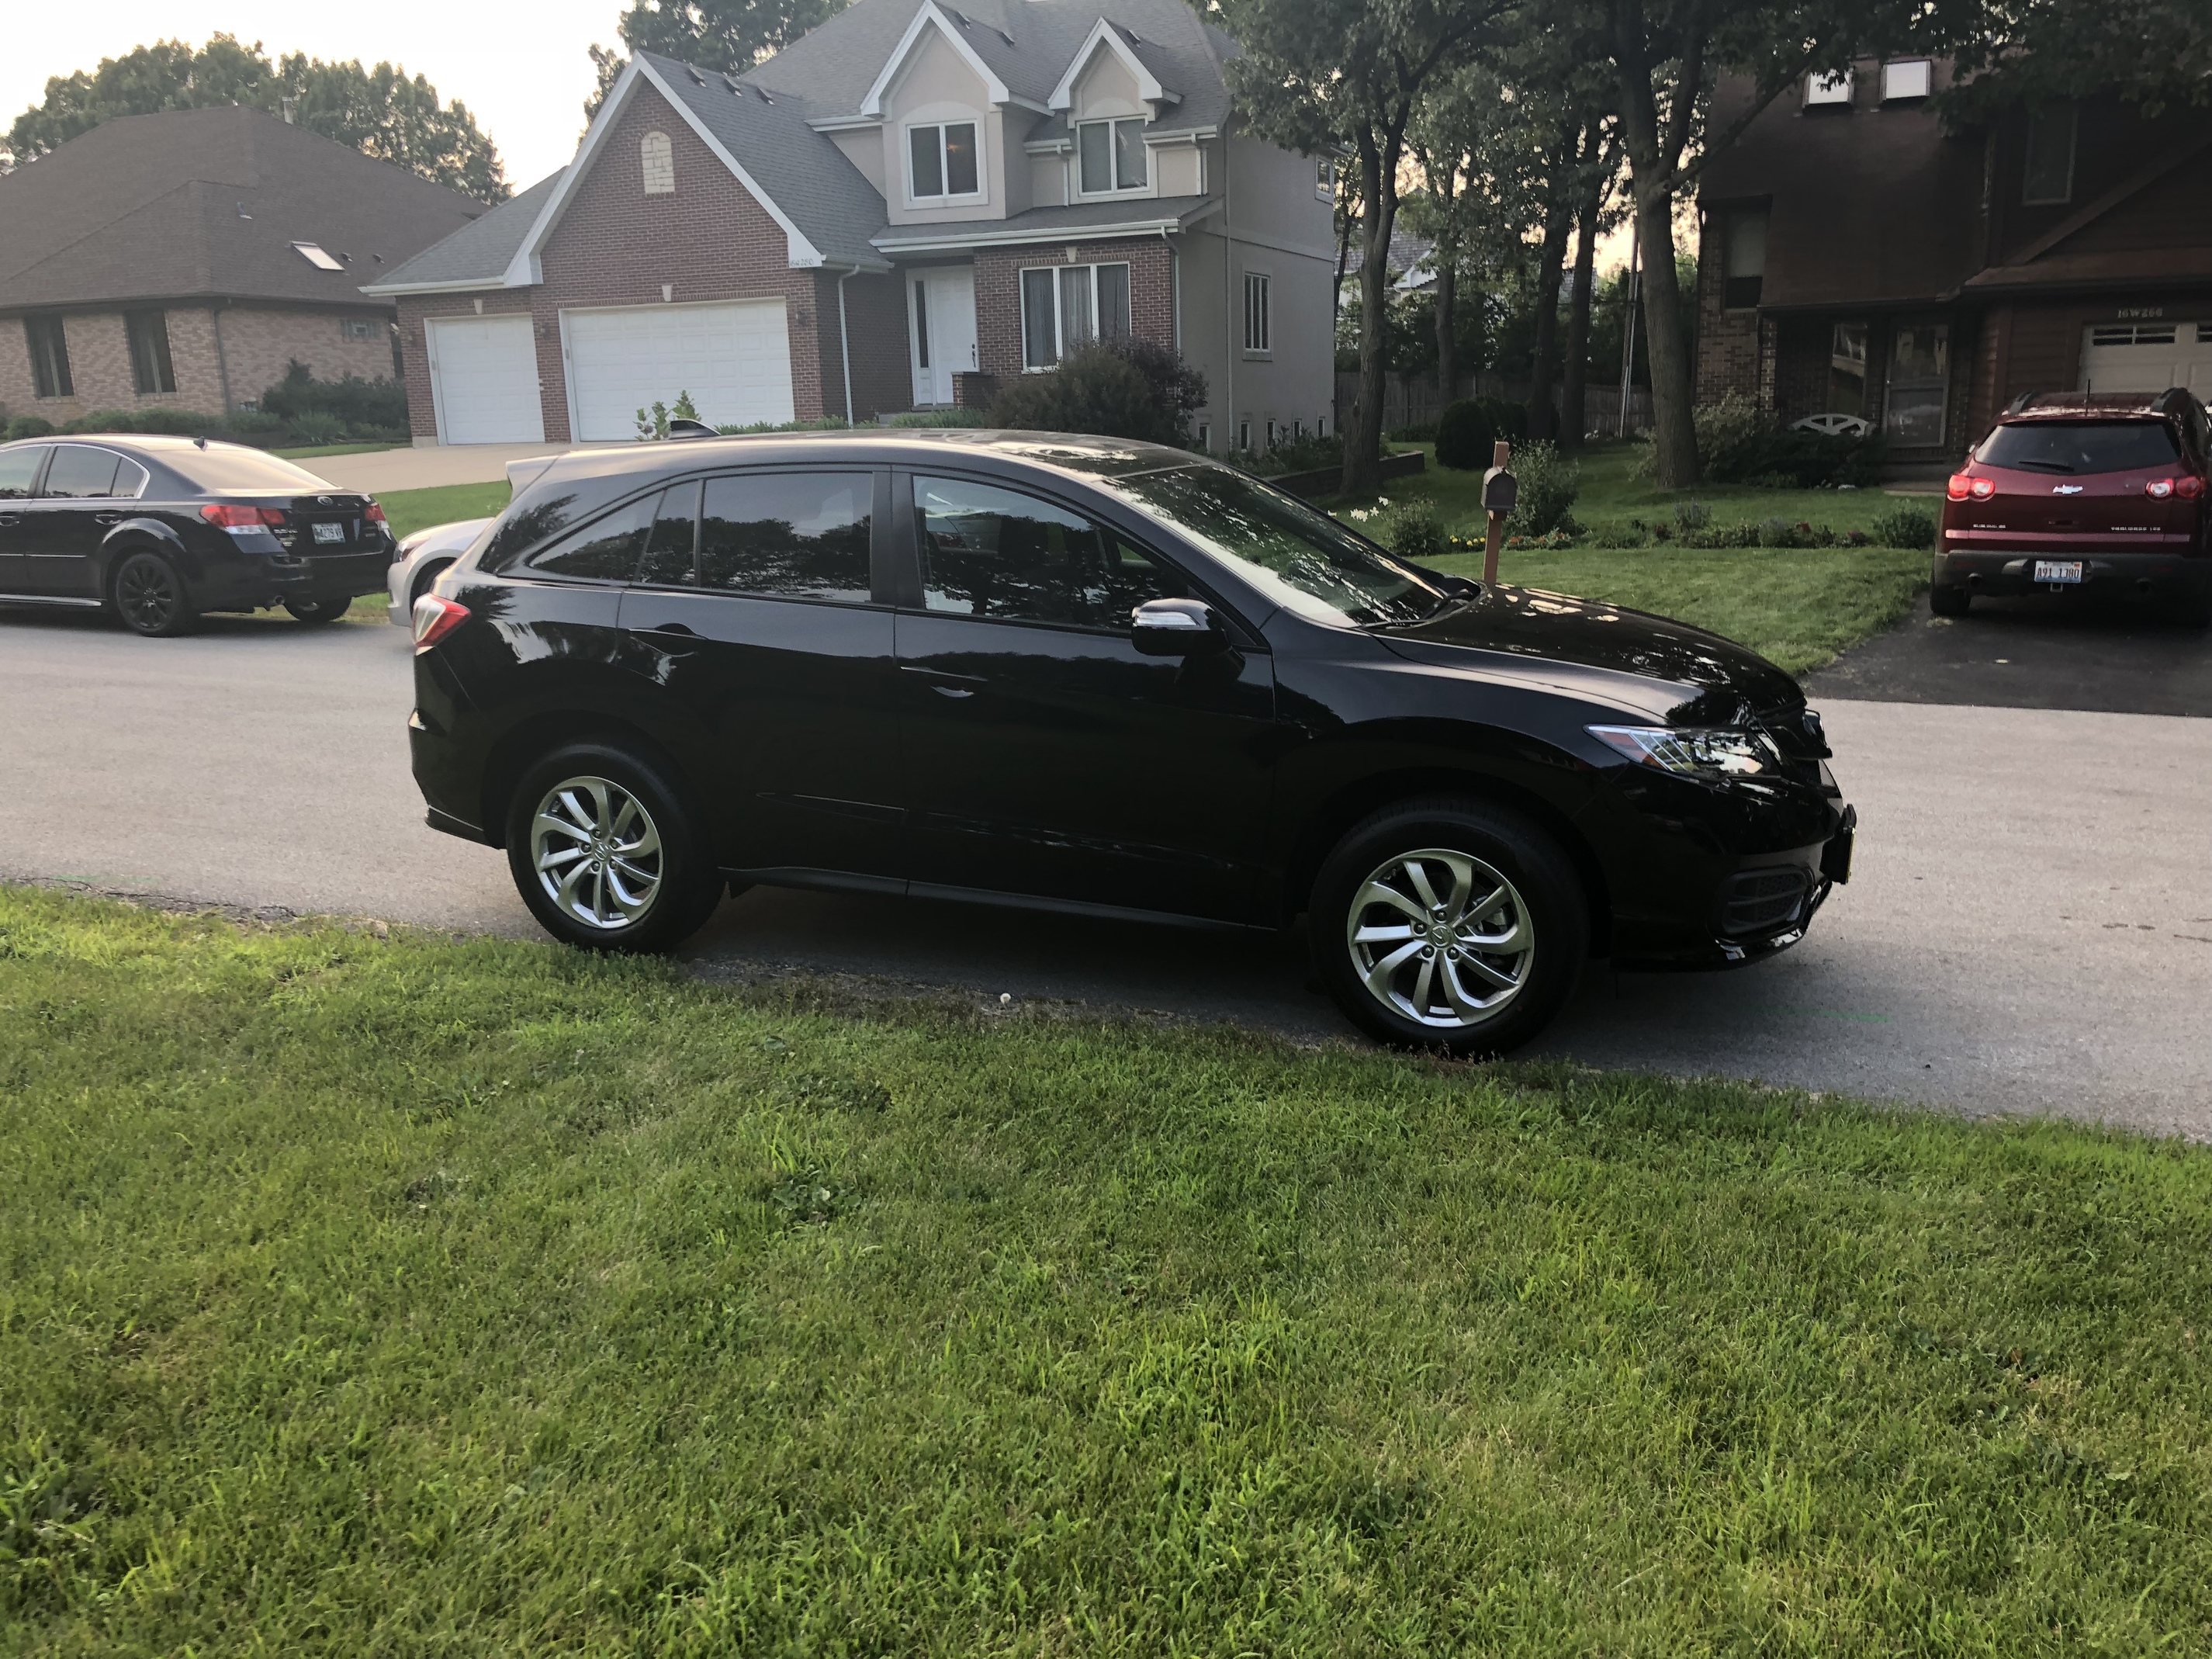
2013,459,2075,473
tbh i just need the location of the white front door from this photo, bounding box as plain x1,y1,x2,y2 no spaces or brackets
563,300,794,442
909,268,977,406
426,313,544,445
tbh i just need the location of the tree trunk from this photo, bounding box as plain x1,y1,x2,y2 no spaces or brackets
1435,263,1458,411
1631,180,1697,486
1560,168,1601,449
1525,212,1571,443
1341,139,1397,497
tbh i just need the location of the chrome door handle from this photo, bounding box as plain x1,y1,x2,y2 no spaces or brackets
94,511,123,525
0,514,18,527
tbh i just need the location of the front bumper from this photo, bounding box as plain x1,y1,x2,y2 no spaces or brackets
1935,547,2210,604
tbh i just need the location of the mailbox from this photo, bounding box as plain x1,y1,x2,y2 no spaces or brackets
1481,466,1518,515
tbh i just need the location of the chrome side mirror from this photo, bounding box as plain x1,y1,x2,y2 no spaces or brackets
1130,597,1228,656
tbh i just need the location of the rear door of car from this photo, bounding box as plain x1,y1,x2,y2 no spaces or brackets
0,446,50,594
614,467,907,883
18,444,147,598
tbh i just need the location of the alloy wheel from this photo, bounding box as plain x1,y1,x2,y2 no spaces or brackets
117,559,179,632
1344,847,1535,1029
528,774,665,930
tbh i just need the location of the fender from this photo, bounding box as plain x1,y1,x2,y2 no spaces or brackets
97,516,198,589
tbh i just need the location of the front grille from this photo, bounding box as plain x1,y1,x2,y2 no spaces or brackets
1719,868,1811,938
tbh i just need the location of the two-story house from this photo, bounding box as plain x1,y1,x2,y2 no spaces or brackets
364,0,1337,451
1694,58,2212,464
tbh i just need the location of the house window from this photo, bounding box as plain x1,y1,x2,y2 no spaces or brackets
1724,210,1767,309
1242,272,1271,353
1315,158,1337,201
1238,419,1251,450
1805,69,1853,108
1317,414,1327,438
125,310,176,395
1885,322,1949,448
1826,321,1868,416
909,122,980,202
26,316,72,399
1078,118,1147,193
913,280,931,369
641,130,675,195
1881,60,1932,102
2022,104,2077,205
1019,261,1132,367
1196,421,1210,449
341,317,382,344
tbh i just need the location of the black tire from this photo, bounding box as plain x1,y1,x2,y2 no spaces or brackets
504,741,724,953
284,594,353,624
1311,796,1588,1058
408,559,454,610
112,550,199,637
1929,584,1970,618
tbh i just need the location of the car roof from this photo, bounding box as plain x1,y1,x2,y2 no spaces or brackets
521,428,1205,491
2002,390,2196,423
0,433,271,455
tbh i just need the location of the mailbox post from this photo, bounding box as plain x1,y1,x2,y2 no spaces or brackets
1480,439,1516,585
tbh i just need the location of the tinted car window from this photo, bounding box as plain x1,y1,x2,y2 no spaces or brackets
701,472,872,601
114,459,151,498
1100,464,1444,629
0,446,47,499
166,445,332,491
43,445,123,498
913,474,1178,628
523,492,659,582
1979,421,2180,474
638,480,700,586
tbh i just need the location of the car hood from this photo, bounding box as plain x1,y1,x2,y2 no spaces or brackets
1376,583,1803,725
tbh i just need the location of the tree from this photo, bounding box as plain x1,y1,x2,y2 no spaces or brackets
1938,0,2212,123
1557,128,1622,446
1221,0,1520,496
586,0,854,123
4,36,507,199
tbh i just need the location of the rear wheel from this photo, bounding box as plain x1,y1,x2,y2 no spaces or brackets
1929,585,1970,618
113,550,198,637
1311,797,1587,1057
284,594,352,624
505,743,724,953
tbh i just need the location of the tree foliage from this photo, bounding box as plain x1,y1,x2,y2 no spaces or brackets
1937,0,2212,121
3,36,508,200
587,0,854,122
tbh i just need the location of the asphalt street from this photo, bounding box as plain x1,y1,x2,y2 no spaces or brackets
4,602,2207,1136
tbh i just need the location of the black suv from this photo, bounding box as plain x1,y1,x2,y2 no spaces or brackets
0,435,393,635
408,431,1854,1053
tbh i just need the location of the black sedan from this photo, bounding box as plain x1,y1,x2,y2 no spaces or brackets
0,435,395,636
407,431,1854,1054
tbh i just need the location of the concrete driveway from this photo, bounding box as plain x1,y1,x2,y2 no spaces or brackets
297,442,606,494
4,603,2206,1136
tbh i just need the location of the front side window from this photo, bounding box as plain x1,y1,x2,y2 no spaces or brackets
524,492,659,582
700,472,872,601
0,446,50,499
26,317,71,399
43,445,124,499
1020,262,1132,368
1724,210,1767,309
909,122,980,201
1242,272,1271,353
126,310,176,395
2022,103,2077,205
1078,118,1147,192
913,474,1178,628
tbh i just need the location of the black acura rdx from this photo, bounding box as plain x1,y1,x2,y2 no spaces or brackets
407,431,1854,1053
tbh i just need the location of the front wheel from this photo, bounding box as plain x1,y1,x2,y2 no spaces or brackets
284,594,353,624
1311,797,1587,1057
504,743,725,953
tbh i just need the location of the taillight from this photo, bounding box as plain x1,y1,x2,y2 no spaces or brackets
199,504,286,531
363,502,388,525
1971,477,1993,499
2155,476,2206,500
412,594,470,649
2179,476,2206,500
2147,478,2175,499
1946,473,1971,500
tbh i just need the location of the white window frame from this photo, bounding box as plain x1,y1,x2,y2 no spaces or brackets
1242,270,1272,355
1019,261,1134,369
1881,60,1932,102
1804,70,1853,108
1075,117,1149,196
904,119,985,206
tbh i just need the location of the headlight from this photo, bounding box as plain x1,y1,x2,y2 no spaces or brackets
1588,724,1780,777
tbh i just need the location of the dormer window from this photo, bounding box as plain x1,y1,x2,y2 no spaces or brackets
909,122,981,203
1078,118,1147,193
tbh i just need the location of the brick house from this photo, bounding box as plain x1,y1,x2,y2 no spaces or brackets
1693,58,2212,464
0,106,488,426
364,0,1337,451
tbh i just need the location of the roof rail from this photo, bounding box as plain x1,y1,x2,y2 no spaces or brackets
2006,392,2037,416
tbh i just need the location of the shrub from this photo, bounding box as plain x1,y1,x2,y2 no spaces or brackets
226,410,285,435
1674,498,1711,532
1757,516,1795,548
259,360,408,437
1374,498,1445,563
1502,440,1581,539
1241,431,1347,478
1434,400,1493,470
1478,397,1530,443
883,408,994,428
1387,422,1437,443
1691,390,1884,487
289,411,348,445
989,339,1206,446
1871,503,1937,549
1592,523,1649,549
1504,528,1576,552
5,415,56,441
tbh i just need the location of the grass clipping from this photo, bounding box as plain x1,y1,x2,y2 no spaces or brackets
3,887,2210,1653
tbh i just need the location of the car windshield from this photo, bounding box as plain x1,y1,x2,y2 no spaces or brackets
1097,463,1449,629
170,445,337,493
1979,421,2179,475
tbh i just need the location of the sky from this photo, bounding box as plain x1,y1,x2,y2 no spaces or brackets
8,2,619,191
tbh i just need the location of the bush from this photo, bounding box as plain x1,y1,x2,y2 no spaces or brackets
712,415,853,435
1871,504,1937,549
1478,397,1530,443
5,415,55,442
289,411,348,445
1434,400,1493,471
1241,431,1346,478
1373,498,1445,563
259,360,408,438
991,338,1206,446
1674,498,1711,532
1592,523,1650,549
883,408,994,428
1502,440,1581,539
1386,422,1436,443
1692,390,1885,487
1757,516,1795,548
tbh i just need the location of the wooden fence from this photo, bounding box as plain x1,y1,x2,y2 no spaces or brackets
1334,372,1653,439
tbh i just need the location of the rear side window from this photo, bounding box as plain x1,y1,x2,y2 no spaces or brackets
0,446,47,499
699,472,872,601
524,492,660,582
1979,421,2180,474
637,480,700,586
43,445,123,498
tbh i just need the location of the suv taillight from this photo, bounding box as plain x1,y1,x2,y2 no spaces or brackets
412,594,470,649
1947,474,1994,501
200,504,286,530
2161,476,2205,500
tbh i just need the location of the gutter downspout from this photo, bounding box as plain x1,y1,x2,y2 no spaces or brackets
835,267,856,424
1221,129,1233,450
1161,227,1179,355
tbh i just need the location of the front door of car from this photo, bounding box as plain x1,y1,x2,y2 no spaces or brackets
19,444,135,597
893,470,1278,923
0,445,49,593
616,469,906,884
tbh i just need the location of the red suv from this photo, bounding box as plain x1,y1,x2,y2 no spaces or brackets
1935,389,2210,625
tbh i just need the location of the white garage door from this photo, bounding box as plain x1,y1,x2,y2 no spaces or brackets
427,314,545,445
2081,321,2212,400
565,300,795,442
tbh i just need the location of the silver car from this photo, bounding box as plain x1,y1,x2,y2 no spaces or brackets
385,455,567,625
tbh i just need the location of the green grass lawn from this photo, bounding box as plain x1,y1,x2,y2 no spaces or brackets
6,888,2210,1655
272,442,407,461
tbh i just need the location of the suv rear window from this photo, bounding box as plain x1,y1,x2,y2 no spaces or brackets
1978,421,2179,475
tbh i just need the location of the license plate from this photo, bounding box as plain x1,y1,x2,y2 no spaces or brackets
312,521,346,545
2034,559,2082,584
